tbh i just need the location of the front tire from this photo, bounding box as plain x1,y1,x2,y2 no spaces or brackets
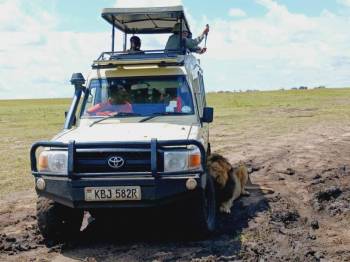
36,196,83,242
189,174,216,238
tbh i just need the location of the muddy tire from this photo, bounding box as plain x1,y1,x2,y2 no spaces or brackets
36,196,83,241
189,174,216,238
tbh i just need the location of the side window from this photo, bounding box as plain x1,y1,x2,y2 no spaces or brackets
198,73,206,107
193,73,206,117
85,87,96,110
193,73,203,117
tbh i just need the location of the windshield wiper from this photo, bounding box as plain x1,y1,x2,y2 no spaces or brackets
139,112,189,123
89,112,142,127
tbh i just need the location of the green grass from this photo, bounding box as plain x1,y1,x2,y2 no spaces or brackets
0,99,71,196
207,88,350,137
1,88,350,196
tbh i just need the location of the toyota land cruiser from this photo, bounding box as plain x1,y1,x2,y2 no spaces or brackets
30,6,215,240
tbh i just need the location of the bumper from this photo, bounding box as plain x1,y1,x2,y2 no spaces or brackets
31,139,207,209
35,174,206,209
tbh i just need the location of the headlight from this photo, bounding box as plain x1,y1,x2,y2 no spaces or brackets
164,149,201,172
38,150,68,174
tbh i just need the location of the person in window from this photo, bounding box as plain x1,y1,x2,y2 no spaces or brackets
128,36,144,54
87,85,132,116
151,89,163,103
165,23,209,54
164,87,192,113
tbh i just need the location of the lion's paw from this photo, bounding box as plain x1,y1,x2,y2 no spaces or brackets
219,205,231,214
242,190,250,196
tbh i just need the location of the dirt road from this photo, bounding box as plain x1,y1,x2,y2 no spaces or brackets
1,121,350,261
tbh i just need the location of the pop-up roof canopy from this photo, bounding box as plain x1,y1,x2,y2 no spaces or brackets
101,6,191,34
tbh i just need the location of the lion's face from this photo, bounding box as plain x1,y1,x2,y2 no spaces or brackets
207,160,231,188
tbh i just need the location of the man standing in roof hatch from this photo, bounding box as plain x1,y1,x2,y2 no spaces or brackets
165,23,209,54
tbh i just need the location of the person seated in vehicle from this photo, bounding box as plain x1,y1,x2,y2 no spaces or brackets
164,86,193,113
127,36,144,54
165,23,209,54
151,89,163,103
87,85,133,116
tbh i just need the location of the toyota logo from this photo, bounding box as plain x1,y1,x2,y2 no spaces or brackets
107,156,125,169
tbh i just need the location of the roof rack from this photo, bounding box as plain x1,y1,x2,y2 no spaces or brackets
91,50,185,69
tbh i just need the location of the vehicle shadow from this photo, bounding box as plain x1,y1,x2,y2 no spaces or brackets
60,188,270,261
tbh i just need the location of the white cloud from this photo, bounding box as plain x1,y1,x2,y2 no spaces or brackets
1,0,350,99
337,0,350,7
0,0,109,99
0,0,56,32
0,0,187,99
199,0,350,89
321,9,336,18
228,8,247,17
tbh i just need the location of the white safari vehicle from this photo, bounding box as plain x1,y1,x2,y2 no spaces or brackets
30,6,215,240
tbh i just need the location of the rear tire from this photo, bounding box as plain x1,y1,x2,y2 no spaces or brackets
36,196,83,242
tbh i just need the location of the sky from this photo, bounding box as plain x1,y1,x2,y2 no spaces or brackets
1,0,350,99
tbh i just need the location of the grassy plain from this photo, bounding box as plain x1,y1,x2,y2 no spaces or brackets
1,88,350,196
0,99,71,196
208,88,350,153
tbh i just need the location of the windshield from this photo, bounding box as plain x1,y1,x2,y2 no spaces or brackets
81,76,194,118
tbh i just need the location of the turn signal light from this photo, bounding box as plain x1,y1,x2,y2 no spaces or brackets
189,153,201,169
38,152,48,171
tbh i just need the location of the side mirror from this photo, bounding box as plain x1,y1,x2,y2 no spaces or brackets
65,111,76,126
201,107,214,123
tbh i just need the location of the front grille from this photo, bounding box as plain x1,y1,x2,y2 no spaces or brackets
75,150,163,173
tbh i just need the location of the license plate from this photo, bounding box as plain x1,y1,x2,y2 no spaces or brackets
84,186,141,201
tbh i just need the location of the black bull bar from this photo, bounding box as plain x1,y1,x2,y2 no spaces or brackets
30,139,206,178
